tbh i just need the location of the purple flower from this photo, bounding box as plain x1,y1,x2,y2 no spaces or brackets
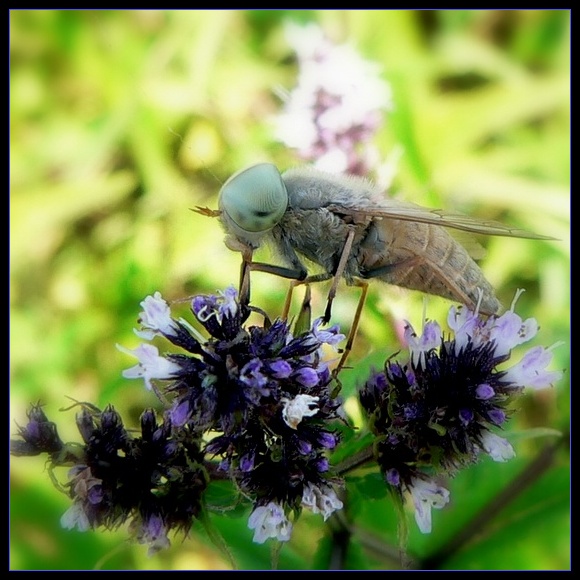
275,22,392,177
386,468,400,487
293,367,320,388
447,289,542,358
240,359,268,389
502,345,563,389
459,408,474,426
476,383,495,400
314,457,329,472
318,432,337,450
13,285,348,552
404,319,442,368
218,285,239,320
29,404,209,554
240,452,255,472
297,440,313,455
359,291,562,533
169,400,192,427
311,318,346,350
268,359,292,378
487,409,507,425
120,287,344,543
133,513,170,556
10,403,63,457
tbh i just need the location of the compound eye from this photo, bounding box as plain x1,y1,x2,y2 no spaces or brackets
218,163,288,233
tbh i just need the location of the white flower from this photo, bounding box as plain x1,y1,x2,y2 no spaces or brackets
302,483,343,521
407,477,450,534
448,289,540,358
248,502,292,544
281,394,320,429
218,285,239,319
134,291,179,340
480,431,516,462
447,304,481,353
117,343,183,390
502,345,563,390
312,317,346,350
60,502,90,532
404,320,442,368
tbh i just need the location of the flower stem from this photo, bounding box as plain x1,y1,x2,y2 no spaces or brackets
334,445,375,475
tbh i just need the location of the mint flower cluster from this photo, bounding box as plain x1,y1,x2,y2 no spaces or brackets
12,403,207,555
11,287,562,556
119,287,346,545
275,22,392,177
358,291,562,533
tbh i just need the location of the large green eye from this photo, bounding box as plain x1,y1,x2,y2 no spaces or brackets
218,163,288,233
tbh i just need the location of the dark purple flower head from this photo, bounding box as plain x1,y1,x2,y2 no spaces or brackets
118,287,346,541
10,403,64,457
359,293,562,533
48,405,208,554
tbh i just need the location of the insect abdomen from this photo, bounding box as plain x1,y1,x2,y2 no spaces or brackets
359,220,501,315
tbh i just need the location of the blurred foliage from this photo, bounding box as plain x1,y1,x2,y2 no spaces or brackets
10,9,569,570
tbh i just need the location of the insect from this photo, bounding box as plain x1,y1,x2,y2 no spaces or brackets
196,162,552,318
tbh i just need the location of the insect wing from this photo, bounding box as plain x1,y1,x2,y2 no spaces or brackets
325,200,555,240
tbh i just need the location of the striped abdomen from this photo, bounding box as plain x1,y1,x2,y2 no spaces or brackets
357,218,501,315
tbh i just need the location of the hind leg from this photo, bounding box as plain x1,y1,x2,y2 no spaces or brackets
332,278,369,378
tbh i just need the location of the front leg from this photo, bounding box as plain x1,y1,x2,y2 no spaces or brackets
229,233,309,313
224,236,256,307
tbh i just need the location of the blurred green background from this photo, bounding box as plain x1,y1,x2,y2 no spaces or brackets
10,10,569,570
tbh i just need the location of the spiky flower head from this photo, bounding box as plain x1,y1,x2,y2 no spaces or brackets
119,287,346,542
359,291,562,533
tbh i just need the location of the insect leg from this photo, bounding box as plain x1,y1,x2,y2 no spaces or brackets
323,228,356,324
282,280,300,320
241,237,309,317
239,246,254,307
332,278,368,378
242,261,306,319
245,261,307,280
292,284,312,335
359,255,422,279
279,226,355,324
281,273,334,320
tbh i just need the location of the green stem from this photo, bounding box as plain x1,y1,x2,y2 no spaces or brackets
334,444,376,475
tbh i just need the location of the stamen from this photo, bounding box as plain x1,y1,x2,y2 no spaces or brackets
510,288,526,312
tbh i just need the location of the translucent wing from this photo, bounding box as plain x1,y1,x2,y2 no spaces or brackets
326,199,555,240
